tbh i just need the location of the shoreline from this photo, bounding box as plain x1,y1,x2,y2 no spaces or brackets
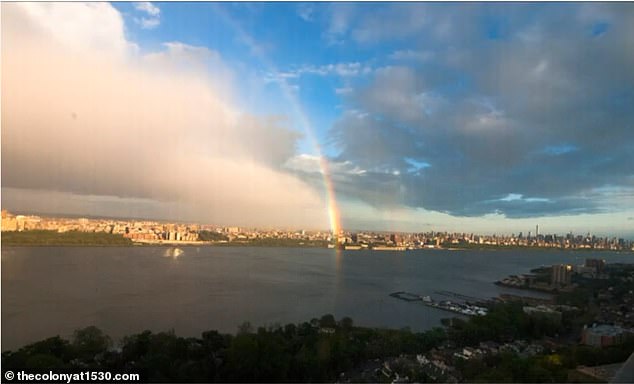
3,243,632,253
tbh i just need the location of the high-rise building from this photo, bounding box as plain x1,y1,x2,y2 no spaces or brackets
585,258,606,274
551,264,573,286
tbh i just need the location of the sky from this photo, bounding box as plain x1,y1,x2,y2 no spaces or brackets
2,2,634,238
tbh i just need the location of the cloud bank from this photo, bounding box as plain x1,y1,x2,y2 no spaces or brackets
1,3,328,228
318,3,634,218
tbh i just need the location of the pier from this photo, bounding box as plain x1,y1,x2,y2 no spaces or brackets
389,291,489,316
433,290,483,302
389,291,423,302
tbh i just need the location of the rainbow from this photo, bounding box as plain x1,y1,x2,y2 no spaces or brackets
319,155,342,237
214,7,342,238
277,79,342,238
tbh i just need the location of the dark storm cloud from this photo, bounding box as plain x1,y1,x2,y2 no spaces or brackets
326,3,634,218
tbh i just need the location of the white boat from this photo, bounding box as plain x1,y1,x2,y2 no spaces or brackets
164,247,184,258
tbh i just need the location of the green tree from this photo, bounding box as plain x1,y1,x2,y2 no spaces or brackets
319,314,337,328
339,316,354,331
72,326,111,362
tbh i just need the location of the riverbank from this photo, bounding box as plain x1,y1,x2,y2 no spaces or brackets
4,230,632,253
1,230,133,246
0,231,329,248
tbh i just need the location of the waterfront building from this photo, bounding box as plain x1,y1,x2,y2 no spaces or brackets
551,264,573,286
1,210,18,232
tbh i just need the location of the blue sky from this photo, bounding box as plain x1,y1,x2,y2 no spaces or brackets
3,2,634,237
113,2,390,155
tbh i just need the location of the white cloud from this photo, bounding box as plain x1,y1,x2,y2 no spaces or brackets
285,154,367,176
134,2,160,29
8,2,135,58
1,3,329,229
389,49,434,62
297,3,314,22
265,62,372,87
263,71,299,84
335,87,352,95
324,3,355,45
134,2,160,17
136,17,160,29
499,194,550,203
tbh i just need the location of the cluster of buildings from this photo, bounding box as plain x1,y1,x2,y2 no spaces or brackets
1,210,202,244
354,339,549,383
592,264,634,330
491,260,634,346
498,260,633,336
361,325,632,383
500,260,634,347
2,210,633,250
124,223,201,243
337,228,634,251
453,340,545,361
223,228,332,243
496,259,610,292
0,210,334,245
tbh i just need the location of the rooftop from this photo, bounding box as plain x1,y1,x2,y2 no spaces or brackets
585,324,630,336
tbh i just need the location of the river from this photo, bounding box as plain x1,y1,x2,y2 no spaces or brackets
2,246,631,351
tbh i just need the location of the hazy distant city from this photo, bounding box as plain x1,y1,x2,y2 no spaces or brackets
3,209,632,251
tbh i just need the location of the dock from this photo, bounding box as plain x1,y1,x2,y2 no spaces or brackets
389,291,489,316
433,290,483,302
389,291,423,302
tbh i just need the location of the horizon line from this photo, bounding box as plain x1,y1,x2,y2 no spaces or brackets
3,208,633,241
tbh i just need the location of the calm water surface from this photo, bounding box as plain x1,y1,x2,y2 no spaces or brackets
2,246,632,350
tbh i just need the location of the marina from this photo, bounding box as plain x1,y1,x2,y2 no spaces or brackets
389,290,489,317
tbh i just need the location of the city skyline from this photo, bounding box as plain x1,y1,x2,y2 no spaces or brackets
2,3,634,238
4,207,634,247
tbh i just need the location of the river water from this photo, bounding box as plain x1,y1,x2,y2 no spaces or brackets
2,246,631,351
